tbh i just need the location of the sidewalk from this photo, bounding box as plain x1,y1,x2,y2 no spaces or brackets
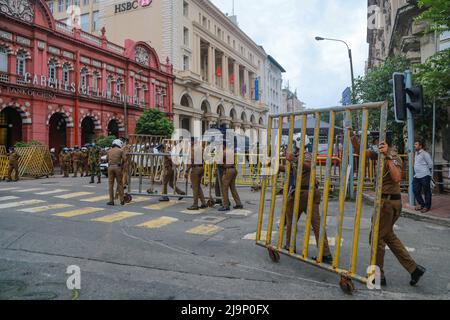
363,191,450,227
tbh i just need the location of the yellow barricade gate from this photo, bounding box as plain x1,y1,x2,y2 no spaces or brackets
256,101,389,294
0,145,54,180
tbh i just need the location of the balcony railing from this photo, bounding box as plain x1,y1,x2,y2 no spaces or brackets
16,76,27,85
0,72,9,83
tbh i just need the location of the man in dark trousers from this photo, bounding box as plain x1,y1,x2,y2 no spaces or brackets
106,139,125,206
413,140,434,213
7,147,20,182
351,132,426,287
218,144,243,212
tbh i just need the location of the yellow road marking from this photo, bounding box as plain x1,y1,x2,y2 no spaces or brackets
55,192,94,199
35,189,69,195
92,211,142,223
80,195,110,203
19,204,73,213
144,201,185,211
136,216,178,229
0,200,46,210
53,207,104,218
186,224,223,236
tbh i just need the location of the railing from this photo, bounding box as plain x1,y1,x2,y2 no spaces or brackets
80,31,102,46
0,72,9,83
55,21,74,35
106,42,124,55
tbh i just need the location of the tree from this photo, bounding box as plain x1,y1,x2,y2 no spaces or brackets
135,108,174,137
415,49,450,98
354,56,411,152
417,0,450,33
96,135,116,148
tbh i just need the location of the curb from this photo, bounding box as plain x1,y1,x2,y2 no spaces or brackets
362,193,450,228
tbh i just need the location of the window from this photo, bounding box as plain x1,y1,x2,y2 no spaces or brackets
65,0,70,10
16,51,27,76
58,0,63,12
183,27,189,46
80,13,89,32
92,11,99,31
0,47,8,73
80,68,88,88
62,64,70,84
48,60,57,81
92,71,99,92
47,1,54,13
202,16,207,28
183,55,189,71
134,83,140,104
183,1,189,17
116,78,122,96
107,76,113,97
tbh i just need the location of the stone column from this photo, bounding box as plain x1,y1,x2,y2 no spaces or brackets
233,62,240,96
244,69,250,100
222,55,228,91
208,45,215,86
195,35,201,75
173,113,180,130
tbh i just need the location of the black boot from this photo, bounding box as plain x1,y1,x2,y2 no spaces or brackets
90,176,94,184
107,202,114,206
410,265,426,286
159,196,170,202
97,176,101,184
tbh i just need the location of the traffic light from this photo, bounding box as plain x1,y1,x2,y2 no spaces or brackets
391,73,425,123
392,73,407,123
406,85,424,115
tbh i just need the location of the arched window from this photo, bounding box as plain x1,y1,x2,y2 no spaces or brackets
107,76,113,98
0,46,8,73
16,51,27,76
116,78,122,96
48,60,57,82
62,63,71,85
92,71,100,92
134,82,140,105
80,67,88,89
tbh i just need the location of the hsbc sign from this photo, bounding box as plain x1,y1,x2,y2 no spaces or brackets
115,0,152,14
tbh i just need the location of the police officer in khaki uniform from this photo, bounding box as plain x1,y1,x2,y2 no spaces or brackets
218,144,243,212
281,144,333,263
7,147,20,182
159,153,186,202
72,146,83,178
185,139,207,210
106,139,125,206
62,148,71,178
351,133,426,287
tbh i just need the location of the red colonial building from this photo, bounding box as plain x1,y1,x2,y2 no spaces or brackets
0,0,174,153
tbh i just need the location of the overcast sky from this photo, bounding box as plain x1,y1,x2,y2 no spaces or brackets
211,0,368,108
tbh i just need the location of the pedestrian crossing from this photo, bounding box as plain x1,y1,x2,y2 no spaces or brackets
0,186,250,238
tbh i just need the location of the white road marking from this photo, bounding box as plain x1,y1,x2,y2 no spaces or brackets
35,189,69,195
0,200,46,210
0,196,20,202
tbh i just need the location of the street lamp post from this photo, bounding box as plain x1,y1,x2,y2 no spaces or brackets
315,36,356,104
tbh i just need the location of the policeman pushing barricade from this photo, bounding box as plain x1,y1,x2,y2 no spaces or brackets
107,139,125,206
255,101,426,294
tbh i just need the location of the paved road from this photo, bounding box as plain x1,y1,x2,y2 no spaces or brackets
0,176,449,300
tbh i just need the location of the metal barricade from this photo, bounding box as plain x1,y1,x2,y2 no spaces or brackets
256,101,388,294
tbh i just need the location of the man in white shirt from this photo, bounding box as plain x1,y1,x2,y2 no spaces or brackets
413,140,434,213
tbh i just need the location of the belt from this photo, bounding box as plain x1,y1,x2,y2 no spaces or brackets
381,194,401,200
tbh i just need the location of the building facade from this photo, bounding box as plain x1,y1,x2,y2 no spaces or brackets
48,0,272,142
282,88,305,114
264,54,285,120
0,0,174,153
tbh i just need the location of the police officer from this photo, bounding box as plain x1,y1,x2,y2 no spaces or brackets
72,146,83,178
281,140,333,263
62,148,71,178
218,144,243,212
107,139,125,206
351,133,426,287
88,143,101,184
58,147,65,175
159,145,186,202
7,147,20,182
81,146,89,177
185,139,207,210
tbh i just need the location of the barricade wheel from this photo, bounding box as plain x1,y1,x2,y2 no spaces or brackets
268,248,280,263
124,193,132,204
339,276,355,295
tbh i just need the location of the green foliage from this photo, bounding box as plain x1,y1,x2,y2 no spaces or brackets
96,135,116,148
416,49,450,98
417,0,450,33
14,140,43,148
135,108,174,137
354,56,411,152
